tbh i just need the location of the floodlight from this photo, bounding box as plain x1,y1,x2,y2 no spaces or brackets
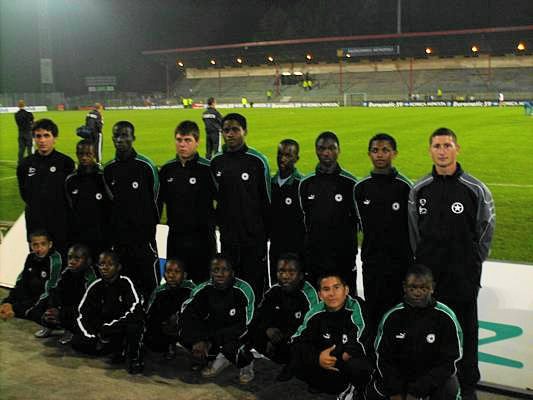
210,59,216,65
346,53,351,58
177,61,184,67
293,71,303,76
425,47,433,55
281,72,291,76
236,57,243,64
517,42,526,51
471,45,479,53
267,56,274,62
306,53,312,60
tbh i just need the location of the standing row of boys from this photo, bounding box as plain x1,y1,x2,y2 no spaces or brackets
3,109,494,400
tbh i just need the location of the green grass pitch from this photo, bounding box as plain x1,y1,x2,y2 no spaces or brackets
1,107,531,263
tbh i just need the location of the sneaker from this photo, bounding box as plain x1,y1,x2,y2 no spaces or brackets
337,384,355,400
58,331,74,345
34,327,52,338
239,361,255,384
201,353,231,378
128,359,144,375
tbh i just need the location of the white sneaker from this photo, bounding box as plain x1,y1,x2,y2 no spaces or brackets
201,353,231,378
337,384,355,400
239,360,255,384
34,327,52,338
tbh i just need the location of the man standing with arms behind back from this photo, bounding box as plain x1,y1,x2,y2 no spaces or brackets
14,100,34,164
408,127,495,400
202,97,222,160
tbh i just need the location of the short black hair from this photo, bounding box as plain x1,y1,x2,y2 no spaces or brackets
279,139,300,154
368,133,397,151
405,264,434,283
32,119,58,137
76,139,95,151
429,127,457,145
211,253,234,271
207,97,215,106
68,243,92,266
165,258,186,272
98,250,121,266
317,272,347,289
175,120,200,141
276,252,303,273
29,229,52,242
112,121,135,137
222,113,247,131
315,131,339,147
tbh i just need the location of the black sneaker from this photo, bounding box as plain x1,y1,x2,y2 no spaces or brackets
128,359,144,375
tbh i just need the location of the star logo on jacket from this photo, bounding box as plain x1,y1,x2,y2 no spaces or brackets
335,194,343,202
49,166,56,173
395,332,406,339
166,177,173,183
189,177,196,185
132,181,139,189
363,199,370,205
72,189,79,195
323,332,331,339
392,202,400,211
95,193,102,200
294,311,302,319
451,202,464,214
41,271,47,278
241,172,249,181
426,333,436,343
285,197,292,205
342,334,348,344
419,198,427,206
229,308,236,316
28,167,36,177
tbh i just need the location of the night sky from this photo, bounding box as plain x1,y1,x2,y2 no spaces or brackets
0,0,531,95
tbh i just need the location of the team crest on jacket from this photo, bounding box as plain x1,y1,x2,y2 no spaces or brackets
419,198,427,206
335,194,343,202
285,197,292,205
95,193,102,200
342,334,348,344
294,311,301,319
189,177,197,185
132,181,139,189
241,172,249,181
229,308,236,316
363,199,370,205
216,171,222,177
72,189,79,195
392,202,400,210
28,167,36,176
50,166,56,173
323,333,331,339
426,333,436,343
166,177,173,183
41,271,47,278
451,202,464,214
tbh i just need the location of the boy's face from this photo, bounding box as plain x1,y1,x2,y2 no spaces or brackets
403,274,434,308
210,259,234,289
222,120,245,150
175,133,199,160
98,254,120,282
277,144,299,174
67,249,87,271
368,140,396,170
76,144,97,167
277,260,303,292
33,129,56,156
112,126,134,153
30,235,53,258
316,137,339,167
164,262,185,286
319,276,349,312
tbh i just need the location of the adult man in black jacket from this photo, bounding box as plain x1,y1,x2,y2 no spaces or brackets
210,113,271,299
17,119,75,256
354,133,413,331
369,264,462,400
159,121,216,283
84,103,103,163
408,128,495,400
299,131,358,292
14,99,34,163
104,121,160,299
202,97,222,159
269,139,305,285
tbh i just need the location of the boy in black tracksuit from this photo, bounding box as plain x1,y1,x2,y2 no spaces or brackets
179,254,255,383
72,250,145,374
40,244,97,341
202,97,222,159
408,128,495,399
17,119,75,256
354,134,413,331
65,140,112,259
210,114,271,299
144,259,195,357
290,273,371,398
269,140,305,285
84,103,103,163
247,253,318,378
0,231,62,326
159,121,217,283
299,132,358,292
104,121,160,299
369,264,462,400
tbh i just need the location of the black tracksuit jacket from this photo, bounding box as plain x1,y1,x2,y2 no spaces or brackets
15,109,34,134
103,150,159,244
145,280,196,330
158,153,216,236
85,109,103,143
354,168,413,269
374,300,463,397
210,144,271,246
408,164,495,300
202,107,222,135
2,251,62,318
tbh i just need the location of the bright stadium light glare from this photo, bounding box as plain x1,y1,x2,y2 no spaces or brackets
281,72,291,76
236,57,243,64
425,47,433,55
471,45,479,53
267,56,274,62
293,71,303,75
177,61,184,67
210,59,216,65
346,53,351,58
517,42,526,51
306,53,312,60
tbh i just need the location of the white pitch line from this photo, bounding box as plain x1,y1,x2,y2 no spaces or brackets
487,183,533,188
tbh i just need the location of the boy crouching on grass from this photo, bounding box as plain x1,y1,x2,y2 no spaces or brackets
72,250,145,374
